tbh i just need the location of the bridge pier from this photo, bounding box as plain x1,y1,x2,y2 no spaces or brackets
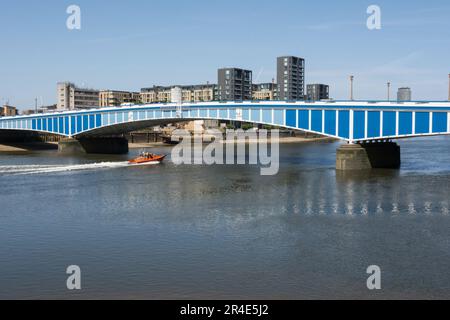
336,142,401,170
58,137,129,155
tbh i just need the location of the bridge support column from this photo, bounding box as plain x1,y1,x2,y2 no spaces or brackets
58,137,129,154
336,142,400,170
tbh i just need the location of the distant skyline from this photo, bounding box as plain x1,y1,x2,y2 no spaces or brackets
0,0,449,109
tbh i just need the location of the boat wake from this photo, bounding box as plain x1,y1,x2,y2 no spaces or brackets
0,161,160,176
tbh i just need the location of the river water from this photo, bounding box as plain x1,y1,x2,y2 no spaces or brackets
1,137,450,299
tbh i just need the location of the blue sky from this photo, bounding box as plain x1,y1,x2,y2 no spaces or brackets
0,0,449,109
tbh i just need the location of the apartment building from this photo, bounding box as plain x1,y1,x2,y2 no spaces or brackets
140,84,217,104
0,105,18,117
277,56,305,101
191,84,216,102
57,82,99,110
252,82,277,101
99,90,141,107
217,68,252,101
306,84,329,101
140,89,159,104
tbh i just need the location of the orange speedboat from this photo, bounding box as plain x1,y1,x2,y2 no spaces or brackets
128,152,166,165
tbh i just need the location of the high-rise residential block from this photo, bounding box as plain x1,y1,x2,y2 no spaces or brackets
218,68,252,101
277,56,305,101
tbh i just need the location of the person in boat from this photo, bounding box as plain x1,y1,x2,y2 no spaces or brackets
140,152,155,158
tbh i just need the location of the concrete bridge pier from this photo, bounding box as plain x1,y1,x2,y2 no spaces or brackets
336,142,401,170
58,137,129,155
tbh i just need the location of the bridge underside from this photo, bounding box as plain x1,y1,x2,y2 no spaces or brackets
60,120,180,154
65,118,328,155
73,118,331,139
75,119,179,138
0,129,43,142
58,137,129,154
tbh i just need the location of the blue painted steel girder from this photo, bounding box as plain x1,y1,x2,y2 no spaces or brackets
1,102,450,142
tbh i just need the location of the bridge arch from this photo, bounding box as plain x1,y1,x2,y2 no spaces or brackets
74,116,337,140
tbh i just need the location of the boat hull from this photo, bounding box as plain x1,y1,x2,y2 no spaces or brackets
128,155,166,164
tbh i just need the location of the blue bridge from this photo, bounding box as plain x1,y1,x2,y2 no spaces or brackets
1,101,450,142
1,101,450,169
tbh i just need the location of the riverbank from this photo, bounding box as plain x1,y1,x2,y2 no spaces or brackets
0,145,28,152
129,142,166,149
1,136,337,152
129,136,336,149
223,136,337,144
0,142,58,153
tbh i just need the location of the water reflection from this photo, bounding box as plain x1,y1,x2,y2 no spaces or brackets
1,138,450,299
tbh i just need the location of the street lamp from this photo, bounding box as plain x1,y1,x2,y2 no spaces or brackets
349,75,354,101
448,73,450,101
